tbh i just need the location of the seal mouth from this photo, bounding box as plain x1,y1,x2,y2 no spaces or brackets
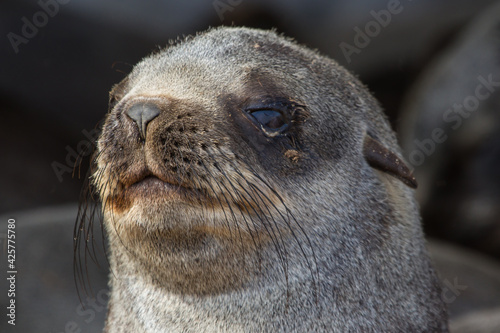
100,166,218,214
128,176,182,194
110,166,268,213
122,170,206,203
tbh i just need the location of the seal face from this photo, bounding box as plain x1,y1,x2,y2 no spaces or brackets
77,27,448,332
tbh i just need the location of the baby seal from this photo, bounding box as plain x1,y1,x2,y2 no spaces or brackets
79,27,448,332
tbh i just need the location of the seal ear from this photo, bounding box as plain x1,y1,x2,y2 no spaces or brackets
363,135,418,189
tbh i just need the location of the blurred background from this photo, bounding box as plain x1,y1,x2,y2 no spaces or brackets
1,0,500,332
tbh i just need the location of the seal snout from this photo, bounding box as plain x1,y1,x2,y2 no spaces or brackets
126,101,161,139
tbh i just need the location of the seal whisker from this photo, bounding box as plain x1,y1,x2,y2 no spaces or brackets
205,156,269,261
75,148,105,294
196,153,256,254
183,142,236,243
249,177,320,298
209,150,290,273
218,151,320,298
75,140,130,303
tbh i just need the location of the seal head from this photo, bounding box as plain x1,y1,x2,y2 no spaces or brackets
79,27,448,332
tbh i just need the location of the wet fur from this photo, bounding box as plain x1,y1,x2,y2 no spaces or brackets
76,27,448,332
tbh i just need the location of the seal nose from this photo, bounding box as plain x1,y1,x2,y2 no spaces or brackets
126,102,161,139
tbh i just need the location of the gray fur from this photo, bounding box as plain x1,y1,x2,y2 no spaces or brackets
90,27,448,332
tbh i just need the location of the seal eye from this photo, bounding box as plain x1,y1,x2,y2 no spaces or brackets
251,110,284,128
249,110,288,136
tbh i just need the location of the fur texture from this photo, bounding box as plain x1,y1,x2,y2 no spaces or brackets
83,27,448,332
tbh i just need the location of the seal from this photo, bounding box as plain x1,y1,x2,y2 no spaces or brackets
76,27,448,332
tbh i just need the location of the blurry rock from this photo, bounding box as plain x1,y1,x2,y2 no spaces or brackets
0,205,108,333
429,241,500,332
399,2,500,257
451,307,500,333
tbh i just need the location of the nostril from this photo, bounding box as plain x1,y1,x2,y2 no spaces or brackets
126,102,161,139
